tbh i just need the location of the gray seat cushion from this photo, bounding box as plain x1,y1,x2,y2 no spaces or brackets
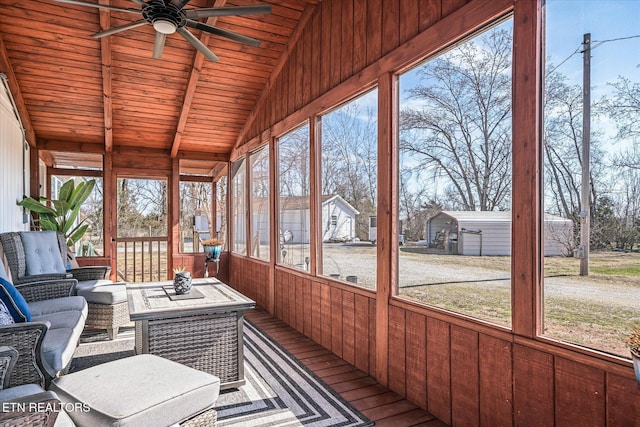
73,279,114,292
0,383,44,401
26,296,88,375
50,354,220,427
76,283,127,305
40,325,83,374
28,296,88,319
0,383,75,427
32,309,85,332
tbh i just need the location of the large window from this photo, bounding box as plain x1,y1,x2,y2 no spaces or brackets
216,166,228,251
250,145,270,261
543,0,640,357
397,19,514,327
320,89,378,289
277,123,310,270
231,158,246,255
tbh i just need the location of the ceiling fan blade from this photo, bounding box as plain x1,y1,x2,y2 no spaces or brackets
177,27,219,62
50,0,140,14
93,20,147,38
130,0,146,6
185,20,261,47
152,32,167,59
184,4,271,19
170,0,191,10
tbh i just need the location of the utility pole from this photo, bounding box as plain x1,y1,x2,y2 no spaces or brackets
580,33,591,276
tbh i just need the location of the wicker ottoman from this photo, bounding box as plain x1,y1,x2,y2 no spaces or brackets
75,282,130,340
50,354,220,427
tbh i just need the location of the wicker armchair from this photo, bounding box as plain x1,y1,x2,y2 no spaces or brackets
0,278,79,388
0,346,62,427
0,231,128,340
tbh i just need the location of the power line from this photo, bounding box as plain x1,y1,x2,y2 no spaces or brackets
548,34,640,76
592,34,640,50
547,48,582,76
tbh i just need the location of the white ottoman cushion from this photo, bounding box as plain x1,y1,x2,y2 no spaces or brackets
50,354,220,427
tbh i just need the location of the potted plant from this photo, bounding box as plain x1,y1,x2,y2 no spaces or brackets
172,267,192,295
626,323,640,386
202,238,224,261
17,179,96,249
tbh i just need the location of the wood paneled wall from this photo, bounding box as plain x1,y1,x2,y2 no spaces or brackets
233,254,640,426
238,0,472,149
228,0,640,425
230,256,376,378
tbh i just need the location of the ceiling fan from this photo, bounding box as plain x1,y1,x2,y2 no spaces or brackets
50,0,272,62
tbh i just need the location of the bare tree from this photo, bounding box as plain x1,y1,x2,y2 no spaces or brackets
399,27,513,212
278,125,310,198
321,100,377,239
399,167,442,240
116,179,167,237
543,65,609,250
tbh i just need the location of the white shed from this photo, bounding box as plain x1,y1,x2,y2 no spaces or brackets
320,195,360,242
426,211,573,256
274,194,360,244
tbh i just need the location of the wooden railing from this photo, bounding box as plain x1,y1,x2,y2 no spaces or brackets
115,236,168,283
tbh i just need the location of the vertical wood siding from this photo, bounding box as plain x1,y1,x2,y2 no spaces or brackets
0,84,28,233
228,0,640,425
244,0,468,143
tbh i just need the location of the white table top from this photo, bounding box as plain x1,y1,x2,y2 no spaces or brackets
127,278,255,321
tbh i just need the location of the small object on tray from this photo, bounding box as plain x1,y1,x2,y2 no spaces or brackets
163,285,205,301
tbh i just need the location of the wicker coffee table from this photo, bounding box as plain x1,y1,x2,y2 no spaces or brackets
126,278,255,389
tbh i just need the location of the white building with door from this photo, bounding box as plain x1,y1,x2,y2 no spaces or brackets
253,195,360,244
320,195,359,242
426,211,574,256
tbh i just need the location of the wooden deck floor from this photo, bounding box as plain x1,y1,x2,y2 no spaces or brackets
245,308,446,427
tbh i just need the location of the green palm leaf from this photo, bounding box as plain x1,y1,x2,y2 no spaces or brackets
17,197,56,215
17,179,96,247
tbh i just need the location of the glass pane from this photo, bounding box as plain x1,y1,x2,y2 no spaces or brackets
179,181,212,253
216,166,229,251
277,123,310,270
251,145,270,261
397,19,514,327
320,89,378,289
232,158,246,255
543,0,640,357
52,176,103,257
116,178,167,237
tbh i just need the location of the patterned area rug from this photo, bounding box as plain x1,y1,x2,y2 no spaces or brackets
70,321,372,427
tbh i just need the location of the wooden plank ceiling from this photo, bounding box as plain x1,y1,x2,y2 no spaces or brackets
0,0,313,175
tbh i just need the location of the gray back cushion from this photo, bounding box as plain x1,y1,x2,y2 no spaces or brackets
19,232,67,276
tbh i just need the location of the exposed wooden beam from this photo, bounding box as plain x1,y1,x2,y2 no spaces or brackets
179,175,214,182
0,34,36,146
170,0,227,158
208,162,227,180
38,139,106,154
47,167,103,178
233,3,317,149
98,0,114,153
39,151,55,168
29,146,39,198
178,150,229,161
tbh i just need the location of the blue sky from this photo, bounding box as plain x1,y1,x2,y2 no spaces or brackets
547,0,640,97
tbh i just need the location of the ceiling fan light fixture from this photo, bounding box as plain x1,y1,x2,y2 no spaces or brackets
153,19,176,34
